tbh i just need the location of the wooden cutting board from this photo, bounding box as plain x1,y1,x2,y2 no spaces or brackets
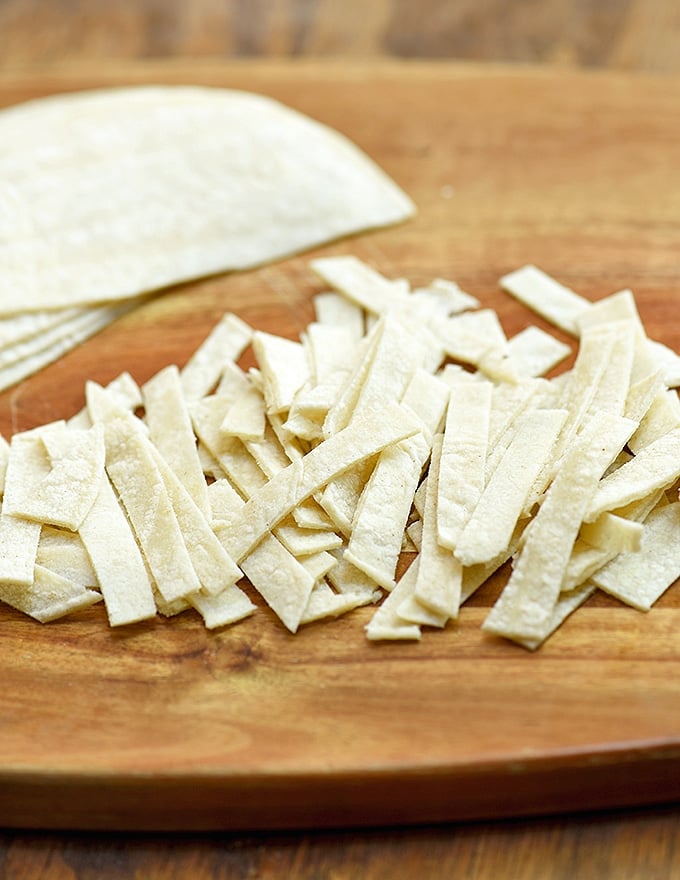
1,61,679,831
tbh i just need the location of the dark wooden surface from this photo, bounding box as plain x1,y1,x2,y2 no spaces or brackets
1,3,680,876
2,805,680,880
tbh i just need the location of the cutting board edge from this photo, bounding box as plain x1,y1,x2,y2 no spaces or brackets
3,740,680,831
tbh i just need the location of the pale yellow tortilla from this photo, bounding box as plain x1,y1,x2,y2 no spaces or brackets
0,86,414,314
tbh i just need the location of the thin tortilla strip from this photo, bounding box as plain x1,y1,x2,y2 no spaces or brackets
6,424,106,531
36,526,97,588
562,491,663,592
413,435,462,618
579,512,643,555
299,581,373,624
220,402,420,563
252,331,309,415
313,291,365,338
190,395,267,496
324,313,429,435
365,559,422,641
437,377,492,550
483,378,554,482
220,383,266,441
104,415,201,603
438,309,517,382
500,265,590,335
230,531,314,634
582,320,637,419
143,364,211,519
344,438,427,588
455,409,567,567
506,325,571,378
78,473,157,626
483,413,636,642
188,586,256,630
69,372,142,430
585,427,680,522
180,312,253,402
275,521,343,557
300,550,338,584
209,477,316,632
0,563,102,623
512,581,597,651
412,278,480,315
311,256,410,315
591,502,680,610
326,551,382,601
629,388,680,454
318,459,376,538
0,512,41,585
345,369,448,589
150,445,243,596
1,86,413,314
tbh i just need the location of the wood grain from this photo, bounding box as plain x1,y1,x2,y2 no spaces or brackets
2,804,680,880
0,62,679,837
2,0,680,72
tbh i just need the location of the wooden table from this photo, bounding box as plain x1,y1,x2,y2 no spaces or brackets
2,5,680,876
1,0,680,74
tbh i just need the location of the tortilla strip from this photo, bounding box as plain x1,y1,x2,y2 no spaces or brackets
36,526,97,588
252,331,309,415
275,521,343,557
562,491,664,592
300,581,373,624
150,445,243,597
313,291,365,338
220,402,420,563
0,512,41,586
143,364,211,519
437,377,492,550
180,312,253,402
0,563,102,623
455,409,567,567
438,309,518,383
413,435,462,618
512,581,597,651
324,313,428,435
311,256,410,315
365,559,422,641
326,550,382,601
579,512,643,555
483,413,636,642
188,586,256,630
210,477,316,633
629,388,680,454
5,424,106,531
220,383,266,442
300,550,338,584
104,415,201,603
506,325,572,378
500,265,590,335
78,473,157,627
585,427,680,522
345,369,448,589
591,502,680,610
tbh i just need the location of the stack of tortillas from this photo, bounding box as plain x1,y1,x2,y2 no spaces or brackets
0,85,414,391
